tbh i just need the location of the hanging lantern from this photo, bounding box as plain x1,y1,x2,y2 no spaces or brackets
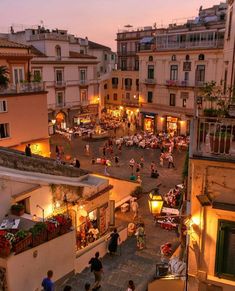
148,188,163,216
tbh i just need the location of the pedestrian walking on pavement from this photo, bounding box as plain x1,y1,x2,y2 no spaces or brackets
168,154,175,168
25,144,32,157
127,280,135,291
114,155,119,167
41,270,54,291
88,252,103,291
131,198,139,220
135,223,145,250
84,282,91,291
140,156,144,169
107,228,121,255
85,144,90,156
160,153,164,167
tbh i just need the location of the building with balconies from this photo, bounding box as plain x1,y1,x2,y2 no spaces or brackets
6,27,116,127
100,70,140,121
0,38,50,156
187,116,235,291
138,2,227,135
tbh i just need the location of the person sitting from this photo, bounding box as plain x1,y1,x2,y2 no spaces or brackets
151,169,159,178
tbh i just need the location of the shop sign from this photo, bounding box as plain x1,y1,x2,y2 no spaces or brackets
144,114,155,119
162,207,179,215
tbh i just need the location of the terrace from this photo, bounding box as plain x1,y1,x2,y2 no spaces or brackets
0,82,45,95
190,117,235,161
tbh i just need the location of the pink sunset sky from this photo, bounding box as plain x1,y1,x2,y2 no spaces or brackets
0,0,224,50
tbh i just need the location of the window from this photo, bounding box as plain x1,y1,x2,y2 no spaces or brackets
135,59,139,71
112,77,118,88
126,92,130,99
121,43,127,54
55,45,61,59
182,99,187,107
0,100,7,112
170,65,178,80
56,91,64,106
80,69,87,81
181,92,189,108
32,69,42,82
148,65,154,79
170,93,176,106
0,123,10,139
198,54,205,61
121,59,127,70
196,65,205,84
136,79,139,90
149,56,153,62
80,50,84,54
125,78,132,90
104,54,107,61
147,91,153,103
171,55,176,61
13,67,24,84
113,93,118,101
183,62,191,71
111,54,114,60
55,69,63,84
104,83,108,90
185,55,190,61
227,9,233,39
215,220,235,280
80,89,88,103
184,72,189,81
106,94,109,100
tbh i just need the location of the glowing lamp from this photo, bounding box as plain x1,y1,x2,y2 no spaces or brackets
148,188,163,216
51,119,56,125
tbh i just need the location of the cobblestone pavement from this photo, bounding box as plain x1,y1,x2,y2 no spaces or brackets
51,129,186,290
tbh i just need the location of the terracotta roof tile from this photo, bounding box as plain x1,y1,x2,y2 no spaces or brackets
0,38,29,49
30,45,46,57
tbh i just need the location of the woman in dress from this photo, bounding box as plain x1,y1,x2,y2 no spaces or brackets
108,228,121,255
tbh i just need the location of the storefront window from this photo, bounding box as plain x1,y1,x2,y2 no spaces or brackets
167,116,178,134
144,115,155,132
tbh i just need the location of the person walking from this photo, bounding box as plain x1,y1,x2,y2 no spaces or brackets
89,252,103,291
25,144,32,157
127,280,135,291
104,164,110,176
41,270,54,291
168,154,175,168
85,144,90,156
114,155,119,167
131,198,139,220
159,153,164,167
140,156,144,169
135,223,145,250
129,158,135,174
107,228,121,255
84,283,91,291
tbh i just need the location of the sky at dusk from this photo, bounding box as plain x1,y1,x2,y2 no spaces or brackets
0,0,223,50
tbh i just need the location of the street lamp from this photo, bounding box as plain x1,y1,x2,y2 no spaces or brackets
36,204,45,222
148,188,164,216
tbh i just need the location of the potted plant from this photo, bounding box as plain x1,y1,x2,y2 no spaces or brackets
54,214,72,234
11,204,25,216
13,230,32,254
46,218,60,240
30,222,47,247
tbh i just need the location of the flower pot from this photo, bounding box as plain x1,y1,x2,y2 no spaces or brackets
60,219,72,235
47,227,60,241
11,208,25,216
31,229,47,247
14,234,32,254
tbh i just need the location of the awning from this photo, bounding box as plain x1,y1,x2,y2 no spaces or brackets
148,279,185,291
139,36,154,44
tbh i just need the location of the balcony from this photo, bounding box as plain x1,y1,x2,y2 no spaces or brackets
144,78,156,85
122,99,139,107
30,33,69,41
54,81,66,88
139,44,155,51
165,80,205,88
78,80,89,86
0,82,45,95
191,117,235,161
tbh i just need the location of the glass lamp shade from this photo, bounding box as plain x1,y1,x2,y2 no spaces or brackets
148,190,163,215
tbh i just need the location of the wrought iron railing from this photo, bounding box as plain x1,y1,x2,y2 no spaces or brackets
192,117,235,159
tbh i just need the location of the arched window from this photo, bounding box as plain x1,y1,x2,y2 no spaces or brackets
171,55,176,61
149,56,153,62
55,45,61,59
185,55,190,61
198,54,205,61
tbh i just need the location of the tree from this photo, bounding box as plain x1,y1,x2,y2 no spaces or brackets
0,66,9,88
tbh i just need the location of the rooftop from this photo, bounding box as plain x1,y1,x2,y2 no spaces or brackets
0,38,29,49
88,40,111,51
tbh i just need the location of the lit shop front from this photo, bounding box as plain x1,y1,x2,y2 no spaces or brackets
166,116,179,133
142,113,157,133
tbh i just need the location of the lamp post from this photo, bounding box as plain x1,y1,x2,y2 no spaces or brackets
148,188,164,216
36,204,45,222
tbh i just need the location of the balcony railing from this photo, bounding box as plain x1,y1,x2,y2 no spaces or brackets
144,78,156,85
0,82,45,95
165,80,205,87
54,81,66,87
122,99,139,107
191,117,235,160
78,80,89,86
